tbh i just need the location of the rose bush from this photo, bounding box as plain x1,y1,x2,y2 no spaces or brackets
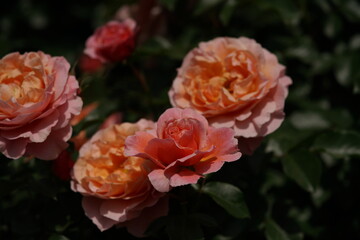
125,108,241,192
71,120,168,236
84,19,136,63
169,37,292,154
0,51,82,160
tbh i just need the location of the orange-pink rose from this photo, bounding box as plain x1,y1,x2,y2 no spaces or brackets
84,19,136,63
71,120,168,236
0,52,82,160
169,37,292,154
125,108,241,192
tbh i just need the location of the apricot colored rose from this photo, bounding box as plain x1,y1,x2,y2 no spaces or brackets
169,37,292,154
84,19,136,63
125,108,241,192
0,52,82,160
71,120,168,236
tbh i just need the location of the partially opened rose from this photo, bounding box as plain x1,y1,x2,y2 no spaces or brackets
84,19,136,63
0,51,82,160
71,120,168,236
169,37,292,154
125,108,241,192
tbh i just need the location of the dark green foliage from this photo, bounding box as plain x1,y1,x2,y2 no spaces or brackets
202,182,250,219
1,0,359,239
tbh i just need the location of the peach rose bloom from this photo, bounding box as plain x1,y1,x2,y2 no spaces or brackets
169,37,292,154
125,108,241,192
84,19,136,63
0,52,82,160
71,120,168,236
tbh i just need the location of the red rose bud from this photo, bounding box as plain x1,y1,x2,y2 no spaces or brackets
84,19,136,63
79,54,103,73
53,150,74,181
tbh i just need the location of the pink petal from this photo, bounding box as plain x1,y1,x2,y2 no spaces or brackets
234,119,258,138
195,160,225,175
148,169,171,192
144,138,193,166
156,108,208,139
0,136,27,159
26,125,72,160
99,198,143,222
52,57,71,100
168,168,202,187
259,111,285,135
123,196,169,237
1,110,60,142
82,197,118,231
208,127,240,156
124,131,155,157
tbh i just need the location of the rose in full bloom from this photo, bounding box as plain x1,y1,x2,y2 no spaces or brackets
125,108,241,192
84,19,136,63
0,52,82,160
71,120,168,236
168,37,292,154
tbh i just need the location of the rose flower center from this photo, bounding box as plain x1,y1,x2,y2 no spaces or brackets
0,53,46,105
186,49,260,104
81,130,151,198
163,118,202,150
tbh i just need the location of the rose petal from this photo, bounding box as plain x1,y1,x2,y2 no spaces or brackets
148,169,171,192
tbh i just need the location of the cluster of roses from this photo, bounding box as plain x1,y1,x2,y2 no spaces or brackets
0,17,291,237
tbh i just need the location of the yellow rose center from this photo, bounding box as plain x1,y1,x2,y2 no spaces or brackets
77,124,153,198
0,53,46,105
186,49,260,106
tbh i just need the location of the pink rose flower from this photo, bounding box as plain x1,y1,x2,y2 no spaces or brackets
71,120,168,237
168,37,292,154
125,108,241,192
84,19,136,63
0,52,82,160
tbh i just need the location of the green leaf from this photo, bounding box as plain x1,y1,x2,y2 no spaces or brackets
265,219,290,240
312,130,360,157
202,182,250,219
266,121,313,157
282,149,322,192
290,111,330,130
290,109,353,130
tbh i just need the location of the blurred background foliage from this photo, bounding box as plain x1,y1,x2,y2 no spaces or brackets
1,0,360,239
